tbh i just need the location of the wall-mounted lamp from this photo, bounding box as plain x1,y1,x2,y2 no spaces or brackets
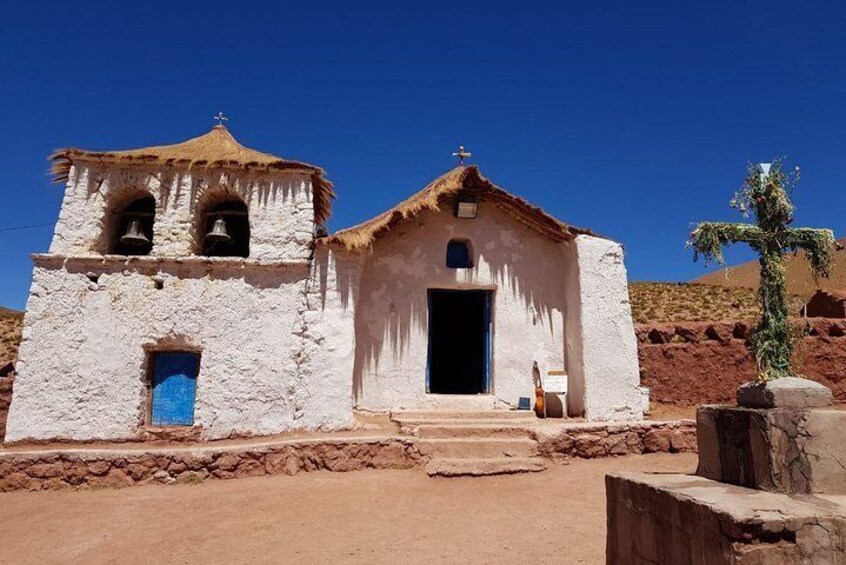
454,194,478,219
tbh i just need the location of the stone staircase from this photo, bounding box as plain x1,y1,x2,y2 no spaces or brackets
391,409,547,477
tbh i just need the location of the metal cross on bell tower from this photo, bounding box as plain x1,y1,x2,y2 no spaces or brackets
213,111,229,128
452,145,472,166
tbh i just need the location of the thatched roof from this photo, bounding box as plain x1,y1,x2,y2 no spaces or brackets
50,125,335,225
320,165,598,251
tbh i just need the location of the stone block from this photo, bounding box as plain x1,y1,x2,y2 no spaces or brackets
737,377,833,408
606,472,846,565
697,404,846,494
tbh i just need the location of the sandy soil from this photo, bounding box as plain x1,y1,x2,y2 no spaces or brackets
0,452,695,565
648,402,697,420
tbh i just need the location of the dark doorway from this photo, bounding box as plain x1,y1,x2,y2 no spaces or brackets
427,290,492,394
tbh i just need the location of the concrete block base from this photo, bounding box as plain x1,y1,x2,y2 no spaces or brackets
696,405,846,494
606,472,846,564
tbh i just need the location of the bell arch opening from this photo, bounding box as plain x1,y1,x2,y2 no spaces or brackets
105,193,155,256
198,196,250,258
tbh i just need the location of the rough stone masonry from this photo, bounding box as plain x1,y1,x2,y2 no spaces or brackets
606,378,846,564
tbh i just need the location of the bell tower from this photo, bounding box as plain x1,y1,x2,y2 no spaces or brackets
5,125,339,443
47,124,333,262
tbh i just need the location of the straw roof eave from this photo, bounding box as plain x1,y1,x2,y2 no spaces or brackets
317,165,600,252
49,125,335,226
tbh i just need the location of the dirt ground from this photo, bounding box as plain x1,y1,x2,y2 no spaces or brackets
0,452,695,565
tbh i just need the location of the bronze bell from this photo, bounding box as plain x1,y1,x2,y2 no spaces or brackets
119,219,150,246
205,216,232,243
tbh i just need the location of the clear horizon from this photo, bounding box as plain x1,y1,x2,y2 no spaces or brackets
1,0,844,309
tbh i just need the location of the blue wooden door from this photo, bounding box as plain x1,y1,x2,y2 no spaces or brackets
482,291,492,393
151,352,199,426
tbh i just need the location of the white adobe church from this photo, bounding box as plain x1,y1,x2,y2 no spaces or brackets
5,124,642,442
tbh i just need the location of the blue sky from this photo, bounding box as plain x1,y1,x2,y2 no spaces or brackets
1,1,844,309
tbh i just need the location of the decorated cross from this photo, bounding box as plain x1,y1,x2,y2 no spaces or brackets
689,160,837,381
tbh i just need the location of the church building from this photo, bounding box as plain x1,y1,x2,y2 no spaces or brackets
5,125,642,442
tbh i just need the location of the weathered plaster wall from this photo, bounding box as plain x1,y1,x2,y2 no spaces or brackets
5,260,329,441
353,205,571,410
50,164,315,261
562,240,586,416
6,163,358,442
297,247,362,430
571,236,642,421
6,248,364,442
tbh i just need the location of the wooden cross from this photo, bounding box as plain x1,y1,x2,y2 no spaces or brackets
214,112,229,128
689,161,836,381
452,145,472,166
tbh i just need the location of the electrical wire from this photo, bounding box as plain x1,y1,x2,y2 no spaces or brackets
0,222,53,234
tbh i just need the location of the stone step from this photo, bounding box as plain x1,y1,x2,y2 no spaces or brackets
391,409,537,422
406,423,536,439
418,438,538,458
391,395,505,411
425,457,548,477
394,417,539,429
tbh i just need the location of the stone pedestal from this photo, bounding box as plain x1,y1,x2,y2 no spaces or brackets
606,472,846,564
606,378,846,564
697,405,846,494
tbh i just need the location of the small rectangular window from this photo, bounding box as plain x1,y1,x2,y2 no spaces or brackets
446,240,473,269
150,351,200,426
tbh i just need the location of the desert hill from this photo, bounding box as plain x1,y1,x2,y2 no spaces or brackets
628,282,805,324
694,238,846,300
0,308,22,368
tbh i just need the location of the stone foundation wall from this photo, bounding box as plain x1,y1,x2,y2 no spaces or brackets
0,420,695,491
0,438,424,492
534,420,696,460
637,318,846,405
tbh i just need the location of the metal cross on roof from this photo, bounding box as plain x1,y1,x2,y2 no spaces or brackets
213,112,229,128
452,145,472,166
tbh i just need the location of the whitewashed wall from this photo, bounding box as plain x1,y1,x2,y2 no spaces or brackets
50,164,315,261
352,205,570,410
297,247,361,430
5,164,354,442
567,235,642,421
6,261,312,441
7,161,644,442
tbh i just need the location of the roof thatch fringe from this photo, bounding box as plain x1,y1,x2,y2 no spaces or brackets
320,165,598,252
50,126,335,226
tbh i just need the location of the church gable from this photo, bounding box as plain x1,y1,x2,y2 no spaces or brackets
321,165,599,252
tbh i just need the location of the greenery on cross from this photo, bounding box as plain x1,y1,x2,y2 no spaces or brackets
689,160,837,382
